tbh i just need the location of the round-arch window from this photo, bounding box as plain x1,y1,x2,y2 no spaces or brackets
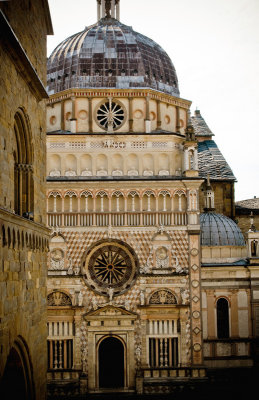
96,101,125,130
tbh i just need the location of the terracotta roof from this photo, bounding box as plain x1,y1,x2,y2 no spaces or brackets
198,140,236,180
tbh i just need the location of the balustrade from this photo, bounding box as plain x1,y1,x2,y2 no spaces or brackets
47,211,188,227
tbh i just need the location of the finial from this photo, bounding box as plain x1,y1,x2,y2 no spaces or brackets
97,0,120,21
185,110,195,141
249,211,256,232
206,174,211,189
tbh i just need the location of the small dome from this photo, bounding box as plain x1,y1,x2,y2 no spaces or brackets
200,213,245,246
47,18,179,96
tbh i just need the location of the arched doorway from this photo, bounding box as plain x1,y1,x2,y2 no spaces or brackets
98,336,125,388
0,338,34,400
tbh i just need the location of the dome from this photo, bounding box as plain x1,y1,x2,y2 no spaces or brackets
47,18,179,96
200,213,245,246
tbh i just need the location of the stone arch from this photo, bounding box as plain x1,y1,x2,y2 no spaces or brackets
64,190,78,213
142,153,154,175
48,154,61,176
80,190,94,212
80,154,92,175
127,190,140,212
13,108,34,217
1,336,35,400
65,154,77,175
96,154,108,175
97,335,126,389
126,153,139,176
111,190,124,212
48,191,62,213
111,154,123,176
158,153,169,175
216,297,230,339
142,190,156,212
96,190,109,212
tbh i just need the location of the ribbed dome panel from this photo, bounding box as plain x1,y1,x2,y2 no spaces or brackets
47,18,179,96
200,213,245,246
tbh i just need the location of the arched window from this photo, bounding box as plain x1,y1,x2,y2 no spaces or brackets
217,298,230,339
13,109,33,218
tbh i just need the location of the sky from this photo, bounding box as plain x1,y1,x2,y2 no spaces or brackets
47,0,259,202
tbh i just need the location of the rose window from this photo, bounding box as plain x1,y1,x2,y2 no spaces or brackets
83,240,138,296
96,101,125,130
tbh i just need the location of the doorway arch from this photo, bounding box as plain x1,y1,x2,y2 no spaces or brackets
0,337,34,400
98,336,125,389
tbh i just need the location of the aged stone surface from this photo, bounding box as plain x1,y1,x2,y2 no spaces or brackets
0,1,52,399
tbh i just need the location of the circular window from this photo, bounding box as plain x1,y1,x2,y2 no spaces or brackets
82,240,138,296
165,115,170,124
96,101,125,131
50,116,57,125
150,111,156,121
78,110,88,120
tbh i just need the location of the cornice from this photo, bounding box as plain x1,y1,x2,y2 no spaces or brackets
47,88,191,109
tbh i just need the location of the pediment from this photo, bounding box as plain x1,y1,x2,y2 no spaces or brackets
85,304,136,318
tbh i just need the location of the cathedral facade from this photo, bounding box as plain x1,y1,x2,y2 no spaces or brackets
45,0,259,395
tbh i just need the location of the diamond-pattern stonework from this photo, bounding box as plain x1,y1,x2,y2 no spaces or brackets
62,229,189,271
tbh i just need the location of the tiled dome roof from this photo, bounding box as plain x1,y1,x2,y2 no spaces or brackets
47,18,179,96
200,212,245,246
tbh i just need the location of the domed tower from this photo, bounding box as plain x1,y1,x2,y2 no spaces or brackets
45,0,208,395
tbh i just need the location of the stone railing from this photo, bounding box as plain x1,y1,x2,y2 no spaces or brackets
143,367,207,380
47,211,188,228
203,338,252,359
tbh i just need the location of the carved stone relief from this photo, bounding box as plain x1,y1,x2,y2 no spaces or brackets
47,291,72,306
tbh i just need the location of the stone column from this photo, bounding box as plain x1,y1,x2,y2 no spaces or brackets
176,106,181,132
74,314,82,370
97,0,101,20
70,96,77,133
145,96,151,133
156,99,162,129
129,97,133,133
206,290,215,339
61,100,65,131
111,0,115,17
115,0,120,20
188,229,203,365
88,97,93,133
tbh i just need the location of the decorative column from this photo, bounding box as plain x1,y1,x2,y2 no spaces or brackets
61,100,65,131
145,96,151,133
70,96,77,133
87,97,93,133
156,99,162,129
101,0,105,18
129,97,133,133
115,0,120,20
188,229,203,365
176,106,181,132
74,314,82,370
111,0,115,17
97,0,101,20
61,196,64,226
155,196,159,225
184,147,189,171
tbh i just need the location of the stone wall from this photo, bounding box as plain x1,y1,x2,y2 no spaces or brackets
0,1,52,399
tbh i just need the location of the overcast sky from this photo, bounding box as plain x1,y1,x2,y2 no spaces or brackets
47,0,259,202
